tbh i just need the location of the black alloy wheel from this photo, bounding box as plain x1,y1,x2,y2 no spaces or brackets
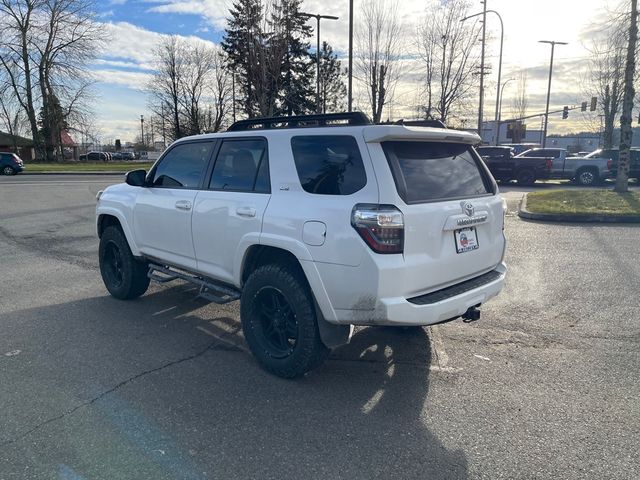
102,241,125,290
253,286,299,358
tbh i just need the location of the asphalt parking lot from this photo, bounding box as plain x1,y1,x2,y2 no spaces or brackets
0,175,638,479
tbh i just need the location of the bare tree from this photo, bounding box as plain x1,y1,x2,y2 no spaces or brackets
0,0,102,161
416,0,481,124
356,0,402,123
583,17,626,149
0,72,29,152
511,70,528,120
150,37,231,141
615,0,637,193
150,36,185,140
0,0,43,152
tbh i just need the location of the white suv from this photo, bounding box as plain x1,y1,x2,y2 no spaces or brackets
96,113,506,378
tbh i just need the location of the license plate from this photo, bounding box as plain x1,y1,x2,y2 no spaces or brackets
454,227,479,253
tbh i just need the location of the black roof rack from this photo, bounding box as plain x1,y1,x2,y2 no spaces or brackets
227,112,372,132
392,119,448,129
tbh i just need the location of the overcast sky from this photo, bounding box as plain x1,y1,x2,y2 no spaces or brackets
91,0,621,143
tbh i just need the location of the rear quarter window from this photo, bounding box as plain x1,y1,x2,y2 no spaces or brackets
291,135,366,195
382,141,493,204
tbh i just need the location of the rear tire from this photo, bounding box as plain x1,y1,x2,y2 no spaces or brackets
241,264,329,378
576,168,598,186
516,169,536,186
99,226,150,300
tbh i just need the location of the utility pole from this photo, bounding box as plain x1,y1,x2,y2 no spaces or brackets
477,0,487,136
461,6,504,144
232,71,236,123
140,115,144,147
348,0,354,112
539,40,568,147
300,12,339,114
161,104,166,148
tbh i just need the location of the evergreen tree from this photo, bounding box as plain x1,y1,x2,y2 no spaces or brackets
318,42,347,113
222,0,266,117
269,0,315,116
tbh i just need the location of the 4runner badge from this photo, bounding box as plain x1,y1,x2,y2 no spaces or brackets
461,201,475,217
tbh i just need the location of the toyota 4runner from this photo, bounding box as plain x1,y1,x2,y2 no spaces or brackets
96,113,507,378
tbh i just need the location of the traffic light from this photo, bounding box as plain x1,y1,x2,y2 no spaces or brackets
562,106,569,119
581,101,587,112
590,96,597,111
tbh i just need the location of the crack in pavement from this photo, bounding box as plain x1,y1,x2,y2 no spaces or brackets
0,338,225,448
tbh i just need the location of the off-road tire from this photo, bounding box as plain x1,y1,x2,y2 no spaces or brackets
576,168,598,186
241,264,329,378
516,169,536,186
99,226,150,300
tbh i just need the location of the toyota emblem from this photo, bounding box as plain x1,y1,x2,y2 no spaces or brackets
461,202,475,217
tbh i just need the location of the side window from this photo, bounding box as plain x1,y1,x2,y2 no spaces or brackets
291,135,367,195
151,142,212,189
209,138,269,192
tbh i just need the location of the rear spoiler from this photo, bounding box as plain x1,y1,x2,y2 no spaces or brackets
363,125,480,145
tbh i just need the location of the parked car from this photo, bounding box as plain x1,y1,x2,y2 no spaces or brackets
477,145,552,185
96,112,507,378
0,152,25,175
79,151,109,162
516,148,612,186
586,148,640,180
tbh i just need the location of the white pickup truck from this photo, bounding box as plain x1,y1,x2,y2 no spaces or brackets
96,113,507,378
516,148,612,185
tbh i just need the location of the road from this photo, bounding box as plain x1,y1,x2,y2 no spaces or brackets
0,175,638,479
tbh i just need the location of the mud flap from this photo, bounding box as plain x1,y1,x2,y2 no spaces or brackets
314,301,353,349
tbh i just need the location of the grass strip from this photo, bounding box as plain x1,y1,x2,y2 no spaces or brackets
25,162,154,173
526,189,640,216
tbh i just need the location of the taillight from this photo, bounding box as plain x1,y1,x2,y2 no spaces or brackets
351,204,404,254
546,158,553,169
607,159,613,170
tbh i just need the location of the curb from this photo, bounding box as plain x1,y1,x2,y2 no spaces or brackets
518,193,640,223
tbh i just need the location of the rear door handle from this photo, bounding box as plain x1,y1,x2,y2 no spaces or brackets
236,207,256,218
175,200,192,211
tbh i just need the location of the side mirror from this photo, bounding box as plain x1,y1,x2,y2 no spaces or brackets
125,169,147,187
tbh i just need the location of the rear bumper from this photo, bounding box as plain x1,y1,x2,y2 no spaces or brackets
332,263,506,326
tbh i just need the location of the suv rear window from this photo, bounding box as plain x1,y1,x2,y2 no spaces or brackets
291,135,366,195
382,141,492,204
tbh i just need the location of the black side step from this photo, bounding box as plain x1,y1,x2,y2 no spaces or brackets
147,264,241,304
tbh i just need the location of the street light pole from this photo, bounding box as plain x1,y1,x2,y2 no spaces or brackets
462,7,504,144
300,12,339,114
348,0,353,112
539,40,568,147
496,77,514,144
478,0,487,136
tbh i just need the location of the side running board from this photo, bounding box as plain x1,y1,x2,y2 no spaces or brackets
147,263,241,304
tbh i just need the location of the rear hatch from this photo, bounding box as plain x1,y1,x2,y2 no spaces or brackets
364,127,505,297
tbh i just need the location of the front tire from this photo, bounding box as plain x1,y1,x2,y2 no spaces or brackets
2,166,15,175
241,264,329,378
99,226,150,300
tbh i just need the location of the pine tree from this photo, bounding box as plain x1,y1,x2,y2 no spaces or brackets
318,42,347,113
269,0,315,116
221,0,265,117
